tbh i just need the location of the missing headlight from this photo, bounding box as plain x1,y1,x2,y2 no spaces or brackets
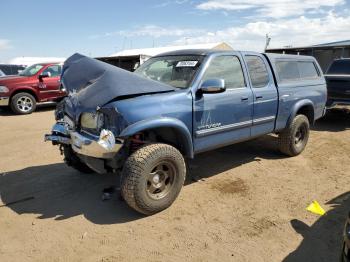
81,112,104,130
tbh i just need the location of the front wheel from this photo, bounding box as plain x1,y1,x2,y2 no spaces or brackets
278,114,310,156
63,146,94,174
10,92,37,114
121,143,186,215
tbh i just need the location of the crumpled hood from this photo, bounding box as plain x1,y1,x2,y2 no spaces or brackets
61,53,175,110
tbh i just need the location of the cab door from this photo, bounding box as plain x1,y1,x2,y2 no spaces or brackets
242,53,278,137
38,64,62,101
193,54,254,153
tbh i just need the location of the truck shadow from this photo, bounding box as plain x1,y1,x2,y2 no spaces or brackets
313,107,350,132
283,191,350,262
0,135,284,225
187,134,283,184
0,163,142,224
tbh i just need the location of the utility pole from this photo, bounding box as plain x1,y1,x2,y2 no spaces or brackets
264,34,271,52
122,37,127,50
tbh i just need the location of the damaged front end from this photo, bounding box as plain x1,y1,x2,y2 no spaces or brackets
45,104,125,173
44,53,174,174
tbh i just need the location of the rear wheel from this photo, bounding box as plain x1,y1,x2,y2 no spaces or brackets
278,114,310,156
121,143,186,215
10,92,37,114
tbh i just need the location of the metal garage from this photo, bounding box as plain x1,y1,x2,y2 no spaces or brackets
267,40,350,73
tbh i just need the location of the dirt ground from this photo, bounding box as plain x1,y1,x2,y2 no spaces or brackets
0,106,350,262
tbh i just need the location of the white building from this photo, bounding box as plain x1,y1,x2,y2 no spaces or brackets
110,42,232,58
9,56,66,66
98,42,233,71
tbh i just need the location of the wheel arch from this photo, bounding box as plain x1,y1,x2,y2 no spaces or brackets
287,100,315,126
119,117,194,158
10,88,39,102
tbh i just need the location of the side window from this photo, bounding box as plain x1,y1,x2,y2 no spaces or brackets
0,65,12,75
202,56,245,89
13,65,25,75
298,62,319,79
10,65,16,75
245,56,270,88
42,65,62,77
276,61,300,82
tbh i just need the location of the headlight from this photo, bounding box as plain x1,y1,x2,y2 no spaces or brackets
0,86,9,93
80,112,104,129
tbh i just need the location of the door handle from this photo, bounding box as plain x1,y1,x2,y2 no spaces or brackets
256,95,263,100
241,96,249,101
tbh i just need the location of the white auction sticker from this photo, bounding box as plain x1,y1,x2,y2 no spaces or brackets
176,61,198,67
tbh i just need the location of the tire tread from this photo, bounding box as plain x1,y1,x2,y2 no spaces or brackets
278,114,310,156
121,143,186,215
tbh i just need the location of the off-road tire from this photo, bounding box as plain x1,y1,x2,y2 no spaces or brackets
10,92,37,115
121,143,186,215
278,114,310,156
63,146,94,174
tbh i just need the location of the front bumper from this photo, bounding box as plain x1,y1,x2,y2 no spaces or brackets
0,97,9,106
45,123,123,159
326,99,350,108
70,131,122,159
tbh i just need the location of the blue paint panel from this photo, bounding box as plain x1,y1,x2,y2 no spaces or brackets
98,50,327,157
190,52,254,153
193,88,253,152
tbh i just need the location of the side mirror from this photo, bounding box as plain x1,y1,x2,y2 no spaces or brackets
199,79,226,94
38,72,51,80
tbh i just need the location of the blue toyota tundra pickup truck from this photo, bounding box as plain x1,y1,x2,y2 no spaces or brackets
45,50,327,215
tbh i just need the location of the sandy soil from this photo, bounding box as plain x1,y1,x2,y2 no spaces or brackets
0,106,349,262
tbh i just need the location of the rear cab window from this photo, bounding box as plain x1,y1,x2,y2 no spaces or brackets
276,60,320,83
298,62,319,79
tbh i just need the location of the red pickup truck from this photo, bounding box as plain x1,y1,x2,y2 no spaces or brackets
0,62,66,114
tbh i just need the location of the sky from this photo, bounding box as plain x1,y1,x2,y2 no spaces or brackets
0,0,350,63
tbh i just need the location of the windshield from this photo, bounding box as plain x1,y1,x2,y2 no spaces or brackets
19,64,44,76
134,55,204,88
327,59,350,75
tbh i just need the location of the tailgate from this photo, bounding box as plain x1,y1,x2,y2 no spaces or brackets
325,75,350,100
